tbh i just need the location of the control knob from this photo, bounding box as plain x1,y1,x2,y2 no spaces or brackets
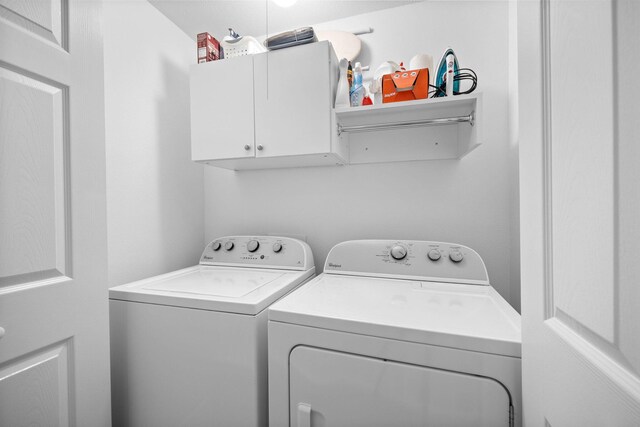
449,249,464,263
224,241,234,251
427,249,441,261
272,242,283,253
247,240,260,252
211,242,221,251
390,245,408,261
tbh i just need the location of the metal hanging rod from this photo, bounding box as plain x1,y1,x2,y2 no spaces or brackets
337,112,474,136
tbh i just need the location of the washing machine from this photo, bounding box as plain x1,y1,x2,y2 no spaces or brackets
109,236,314,427
268,239,521,427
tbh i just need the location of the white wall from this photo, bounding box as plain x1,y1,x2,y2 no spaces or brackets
507,0,521,312
104,0,204,286
203,0,521,310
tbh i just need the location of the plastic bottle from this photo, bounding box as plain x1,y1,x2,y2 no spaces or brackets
350,62,365,107
335,58,350,108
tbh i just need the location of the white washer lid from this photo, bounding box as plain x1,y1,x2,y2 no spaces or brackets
269,274,521,357
109,265,314,315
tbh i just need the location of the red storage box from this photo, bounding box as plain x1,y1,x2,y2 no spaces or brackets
382,68,429,103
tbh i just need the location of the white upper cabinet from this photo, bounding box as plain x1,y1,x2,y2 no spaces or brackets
190,41,348,170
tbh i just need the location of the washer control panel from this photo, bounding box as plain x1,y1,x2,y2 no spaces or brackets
324,240,489,285
390,245,408,260
200,236,313,271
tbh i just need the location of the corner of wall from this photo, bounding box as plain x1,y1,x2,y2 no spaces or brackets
103,0,205,287
508,0,521,312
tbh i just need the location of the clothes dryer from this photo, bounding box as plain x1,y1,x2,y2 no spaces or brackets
110,236,314,427
268,240,521,427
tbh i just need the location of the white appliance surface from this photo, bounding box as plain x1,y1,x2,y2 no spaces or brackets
110,235,315,427
270,274,520,357
109,235,314,315
143,267,284,296
269,242,521,357
268,239,522,427
110,265,309,315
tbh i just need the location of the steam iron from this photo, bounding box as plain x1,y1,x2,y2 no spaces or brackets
434,48,460,97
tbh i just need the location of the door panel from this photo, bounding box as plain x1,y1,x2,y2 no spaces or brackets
0,0,110,425
0,341,71,426
617,0,640,378
548,0,615,342
0,67,68,284
289,346,510,427
254,42,333,158
518,0,640,424
0,0,65,47
190,55,256,161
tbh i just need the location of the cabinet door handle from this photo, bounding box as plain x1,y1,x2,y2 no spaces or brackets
244,144,251,151
257,144,264,151
0,326,5,340
297,403,311,427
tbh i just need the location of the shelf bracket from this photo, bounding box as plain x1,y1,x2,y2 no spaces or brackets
337,111,475,136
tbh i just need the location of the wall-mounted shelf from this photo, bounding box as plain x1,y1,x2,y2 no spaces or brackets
334,93,482,164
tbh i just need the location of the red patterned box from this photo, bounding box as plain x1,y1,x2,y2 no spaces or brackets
197,32,223,63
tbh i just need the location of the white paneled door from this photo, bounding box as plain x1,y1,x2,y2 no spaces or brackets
518,0,640,425
0,1,110,426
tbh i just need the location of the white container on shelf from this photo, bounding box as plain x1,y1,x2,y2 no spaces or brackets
335,58,351,109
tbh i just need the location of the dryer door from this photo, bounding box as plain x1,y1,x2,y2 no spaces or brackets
289,346,512,427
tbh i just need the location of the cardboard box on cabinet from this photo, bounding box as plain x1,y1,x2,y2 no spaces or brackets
197,32,223,63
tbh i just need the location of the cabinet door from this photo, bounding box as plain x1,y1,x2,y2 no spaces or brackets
289,346,511,427
190,56,255,161
254,42,335,158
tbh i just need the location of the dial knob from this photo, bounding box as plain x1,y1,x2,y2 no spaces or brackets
272,242,283,253
449,249,463,263
211,242,221,251
247,240,260,252
224,241,234,251
427,249,441,261
390,245,408,260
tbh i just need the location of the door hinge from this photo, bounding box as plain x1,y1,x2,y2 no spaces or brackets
509,404,515,427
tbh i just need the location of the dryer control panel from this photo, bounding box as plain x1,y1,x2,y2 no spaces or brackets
200,236,314,271
324,240,489,285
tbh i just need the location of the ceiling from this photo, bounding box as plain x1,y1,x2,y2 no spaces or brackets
149,0,420,40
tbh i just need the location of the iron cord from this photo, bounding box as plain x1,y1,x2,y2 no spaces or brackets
431,67,478,97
